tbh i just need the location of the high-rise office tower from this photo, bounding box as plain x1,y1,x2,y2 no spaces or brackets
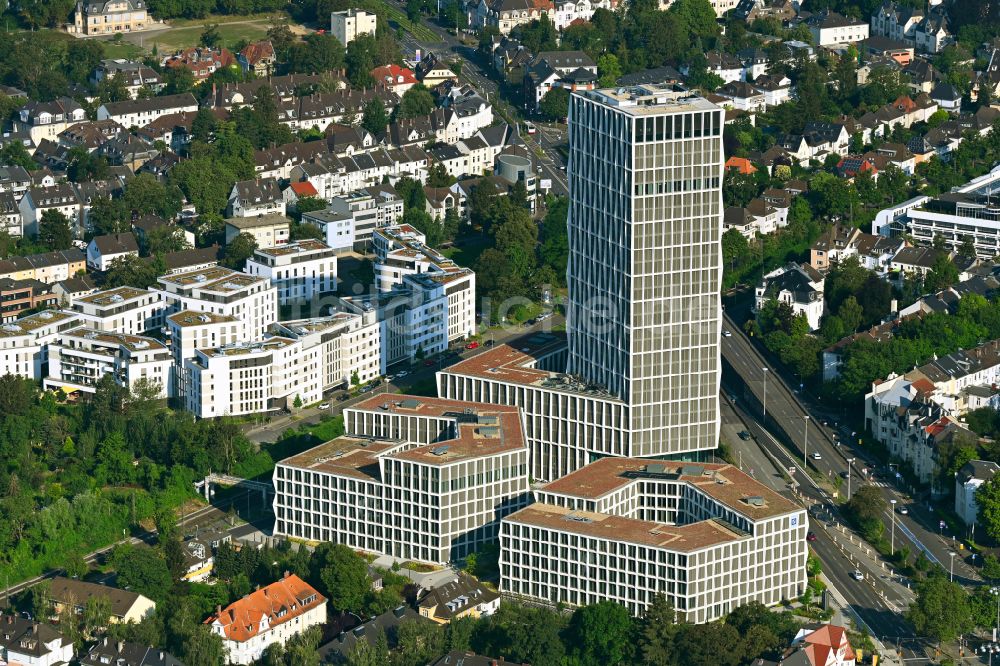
565,84,724,456
438,84,724,478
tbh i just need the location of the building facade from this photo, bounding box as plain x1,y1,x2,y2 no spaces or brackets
73,0,149,35
45,327,172,397
245,240,338,306
330,9,377,46
154,267,277,339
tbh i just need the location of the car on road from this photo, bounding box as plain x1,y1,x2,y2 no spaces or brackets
318,403,330,410
806,532,817,541
737,430,751,440
840,471,850,478
722,329,732,337
810,452,822,460
466,341,480,349
360,385,374,393
396,370,409,378
484,339,495,347
525,122,537,135
896,505,909,515
423,359,435,367
338,394,350,402
851,570,864,580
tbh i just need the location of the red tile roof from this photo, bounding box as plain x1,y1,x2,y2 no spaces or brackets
372,64,418,87
240,40,275,66
724,156,757,174
204,574,325,643
289,181,318,197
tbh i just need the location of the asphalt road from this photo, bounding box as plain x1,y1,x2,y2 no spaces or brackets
721,313,980,585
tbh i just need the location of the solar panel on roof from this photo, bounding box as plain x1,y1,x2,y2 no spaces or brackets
431,445,450,456
646,463,666,474
681,465,704,476
400,399,420,409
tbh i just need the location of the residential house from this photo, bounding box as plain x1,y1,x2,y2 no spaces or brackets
0,278,58,322
52,275,98,305
317,606,429,663
753,74,793,106
372,64,419,94
724,156,757,174
890,245,951,277
0,614,74,666
17,97,86,146
81,639,183,666
755,263,825,330
807,10,870,46
72,0,150,35
59,119,126,151
19,183,82,239
97,93,199,128
523,51,598,112
415,52,459,88
957,460,1000,527
87,232,139,271
475,0,554,35
715,81,767,112
205,573,327,665
228,178,286,218
238,40,276,76
431,654,528,666
0,248,86,284
0,191,20,237
417,574,500,624
225,214,290,248
48,577,156,624
0,165,30,199
98,132,159,169
162,47,236,81
283,180,320,211
784,624,857,666
92,59,163,98
930,81,962,112
861,35,914,65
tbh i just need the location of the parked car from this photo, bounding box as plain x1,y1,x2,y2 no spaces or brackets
484,339,495,347
423,359,435,367
737,431,751,440
466,341,480,349
338,394,350,402
318,403,330,410
806,532,817,542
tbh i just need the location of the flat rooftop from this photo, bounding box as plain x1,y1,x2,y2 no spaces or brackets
350,394,525,464
276,313,357,335
167,310,239,327
254,239,331,257
505,504,745,552
160,266,240,286
64,327,166,352
441,338,620,400
541,458,798,521
278,436,398,480
580,84,719,116
225,214,289,229
75,286,150,307
201,336,295,357
0,309,76,337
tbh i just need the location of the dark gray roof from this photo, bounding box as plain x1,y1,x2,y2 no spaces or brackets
318,606,428,662
81,639,183,666
157,245,221,271
232,177,282,204
957,460,999,484
0,614,67,658
102,93,197,118
49,576,148,618
417,573,499,622
431,652,528,666
616,66,684,86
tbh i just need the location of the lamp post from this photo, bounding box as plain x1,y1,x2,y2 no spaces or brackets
762,367,769,423
992,587,1000,642
846,458,855,500
950,551,957,582
803,415,810,467
890,499,897,555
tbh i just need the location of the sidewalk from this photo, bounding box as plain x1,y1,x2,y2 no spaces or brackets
822,573,902,666
370,555,459,589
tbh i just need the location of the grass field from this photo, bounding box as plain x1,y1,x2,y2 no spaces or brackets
148,20,271,53
443,232,490,268
370,0,440,42
101,40,146,60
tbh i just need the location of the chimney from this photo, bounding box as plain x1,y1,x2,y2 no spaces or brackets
216,604,222,615
283,570,290,579
160,651,165,661
117,641,124,653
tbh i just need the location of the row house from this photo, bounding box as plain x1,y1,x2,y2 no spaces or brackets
91,59,164,98
207,73,340,110
441,84,495,140
96,93,199,129
809,222,907,273
17,98,86,146
0,248,86,284
162,47,236,82
288,146,430,200
870,2,954,53
473,0,554,34
59,119,126,152
551,0,615,30
276,89,401,133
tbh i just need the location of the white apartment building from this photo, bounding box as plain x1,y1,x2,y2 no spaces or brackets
0,614,75,666
372,224,468,292
207,574,327,665
69,286,166,337
956,460,999,527
245,239,338,306
330,9,377,45
165,310,246,401
754,263,825,331
227,178,287,219
224,214,291,249
500,459,807,621
45,327,173,397
19,184,82,239
300,209,355,252
155,267,277,338
96,93,199,128
314,187,406,249
185,336,322,418
272,307,381,390
807,10,870,46
273,395,531,563
0,310,80,381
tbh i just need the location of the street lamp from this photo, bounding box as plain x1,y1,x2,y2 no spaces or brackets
846,458,855,499
890,499,897,555
803,415,810,467
992,587,1000,642
762,367,769,423
950,551,957,582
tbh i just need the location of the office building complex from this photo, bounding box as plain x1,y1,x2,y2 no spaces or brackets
69,286,165,336
245,239,338,306
441,85,723,480
500,458,807,620
273,307,382,390
0,310,80,381
45,327,172,397
273,396,531,563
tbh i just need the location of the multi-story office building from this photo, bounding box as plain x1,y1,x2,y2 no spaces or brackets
273,395,531,563
245,239,338,306
500,458,807,621
372,225,472,293
301,186,405,251
45,327,173,397
165,310,246,400
330,9,377,46
441,84,724,481
69,286,165,337
0,310,80,380
272,307,381,390
154,267,277,338
184,337,322,418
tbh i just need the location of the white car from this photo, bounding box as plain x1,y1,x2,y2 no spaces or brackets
811,452,822,460
318,403,330,410
525,123,537,135
851,570,863,581
396,370,409,378
722,330,732,337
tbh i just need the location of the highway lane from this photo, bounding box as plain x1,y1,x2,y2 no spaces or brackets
722,313,980,584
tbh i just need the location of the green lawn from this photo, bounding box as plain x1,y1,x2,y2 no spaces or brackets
443,232,491,268
370,0,439,42
102,40,145,60
150,20,271,52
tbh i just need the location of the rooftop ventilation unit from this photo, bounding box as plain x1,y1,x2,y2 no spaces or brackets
431,445,450,456
681,465,705,477
746,496,765,507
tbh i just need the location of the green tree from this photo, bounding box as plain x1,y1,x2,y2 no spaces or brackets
566,601,635,665
597,53,622,87
838,296,863,334
200,24,222,48
636,594,676,665
314,543,370,614
977,475,1000,540
907,574,974,642
181,626,226,666
224,232,258,270
362,97,388,136
673,622,743,666
398,84,435,120
83,595,112,638
959,235,978,259
191,107,218,143
113,544,173,601
539,87,570,121
722,228,751,272
924,253,959,292
345,34,378,88
164,66,196,95
38,209,73,250
845,485,887,542
981,553,1000,582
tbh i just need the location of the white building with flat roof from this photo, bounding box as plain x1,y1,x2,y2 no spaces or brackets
273,395,531,563
330,9,377,46
0,310,80,380
154,267,277,338
500,458,807,621
69,286,166,337
45,327,173,397
272,307,381,390
165,310,247,401
224,214,290,249
185,336,322,418
245,239,338,306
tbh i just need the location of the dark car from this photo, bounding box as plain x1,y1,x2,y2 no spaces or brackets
738,430,751,440
806,532,817,542
484,339,495,347
337,394,350,402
